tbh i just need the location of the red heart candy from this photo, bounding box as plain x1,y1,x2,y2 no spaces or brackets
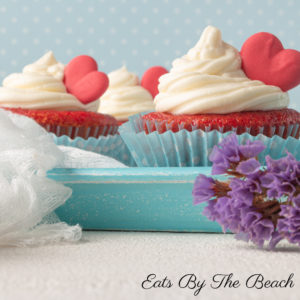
240,32,300,92
64,55,109,104
141,66,168,98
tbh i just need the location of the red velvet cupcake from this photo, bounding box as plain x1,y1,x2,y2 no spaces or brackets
0,52,117,139
3,108,118,139
142,109,300,139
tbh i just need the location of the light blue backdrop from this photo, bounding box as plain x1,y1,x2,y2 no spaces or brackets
0,0,299,110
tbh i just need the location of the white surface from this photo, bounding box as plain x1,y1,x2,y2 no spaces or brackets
0,231,299,300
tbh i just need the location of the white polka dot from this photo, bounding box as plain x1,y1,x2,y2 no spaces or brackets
175,50,181,56
131,28,139,34
257,9,264,15
11,60,17,66
65,27,73,34
22,6,29,12
278,9,285,16
227,18,233,25
77,17,84,23
174,28,181,35
0,27,7,34
33,38,40,45
55,38,61,45
109,7,116,13
98,39,105,45
205,18,212,25
142,39,149,45
226,0,232,3
0,49,6,55
10,38,17,45
121,17,127,24
153,7,159,14
164,39,170,46
77,38,83,45
185,18,191,24
44,6,51,13
132,49,138,56
237,29,244,36
288,20,295,27
143,60,149,67
121,39,127,45
88,6,95,13
88,27,95,34
66,49,73,55
288,0,295,6
267,19,274,26
33,17,39,23
185,39,191,46
22,49,28,56
87,49,95,55
216,9,222,15
195,8,201,15
247,19,254,26
110,27,116,34
110,49,117,56
0,6,7,13
44,27,51,34
55,17,62,23
131,7,138,13
153,50,159,56
289,40,296,47
236,9,243,15
173,7,180,14
142,17,148,24
22,27,29,34
11,17,17,23
66,7,72,13
99,17,105,23
163,18,169,24
0,71,7,77
153,28,159,35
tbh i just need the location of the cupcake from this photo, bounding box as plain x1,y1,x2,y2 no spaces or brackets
98,66,154,124
0,51,118,139
143,26,299,138
119,26,300,167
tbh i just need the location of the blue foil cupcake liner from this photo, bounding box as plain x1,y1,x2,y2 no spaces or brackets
52,133,136,167
119,113,300,167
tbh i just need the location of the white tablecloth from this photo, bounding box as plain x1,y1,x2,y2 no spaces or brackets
0,231,298,300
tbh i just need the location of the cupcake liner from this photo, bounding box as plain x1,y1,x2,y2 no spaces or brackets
52,133,136,167
44,124,118,139
119,113,300,167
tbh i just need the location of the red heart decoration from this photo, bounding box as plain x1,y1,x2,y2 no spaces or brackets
141,66,168,98
64,55,109,104
240,32,300,92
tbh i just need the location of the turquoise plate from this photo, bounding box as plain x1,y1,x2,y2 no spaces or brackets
48,167,223,232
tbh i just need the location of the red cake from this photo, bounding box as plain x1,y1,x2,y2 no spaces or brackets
4,107,118,139
142,109,300,139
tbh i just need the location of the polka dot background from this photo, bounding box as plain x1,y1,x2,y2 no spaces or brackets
0,0,299,110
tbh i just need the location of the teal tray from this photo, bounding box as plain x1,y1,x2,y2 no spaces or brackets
48,167,222,232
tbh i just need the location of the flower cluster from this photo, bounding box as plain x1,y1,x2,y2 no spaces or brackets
192,133,300,249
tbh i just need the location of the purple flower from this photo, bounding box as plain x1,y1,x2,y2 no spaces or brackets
193,133,300,250
192,174,216,205
261,153,300,199
236,158,261,177
277,203,300,246
209,134,266,175
239,140,266,158
209,134,240,175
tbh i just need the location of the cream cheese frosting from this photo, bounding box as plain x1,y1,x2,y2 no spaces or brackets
98,66,154,121
0,51,98,111
154,26,289,114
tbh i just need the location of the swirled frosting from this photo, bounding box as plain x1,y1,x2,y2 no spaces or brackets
0,51,98,111
155,26,289,114
98,66,154,121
